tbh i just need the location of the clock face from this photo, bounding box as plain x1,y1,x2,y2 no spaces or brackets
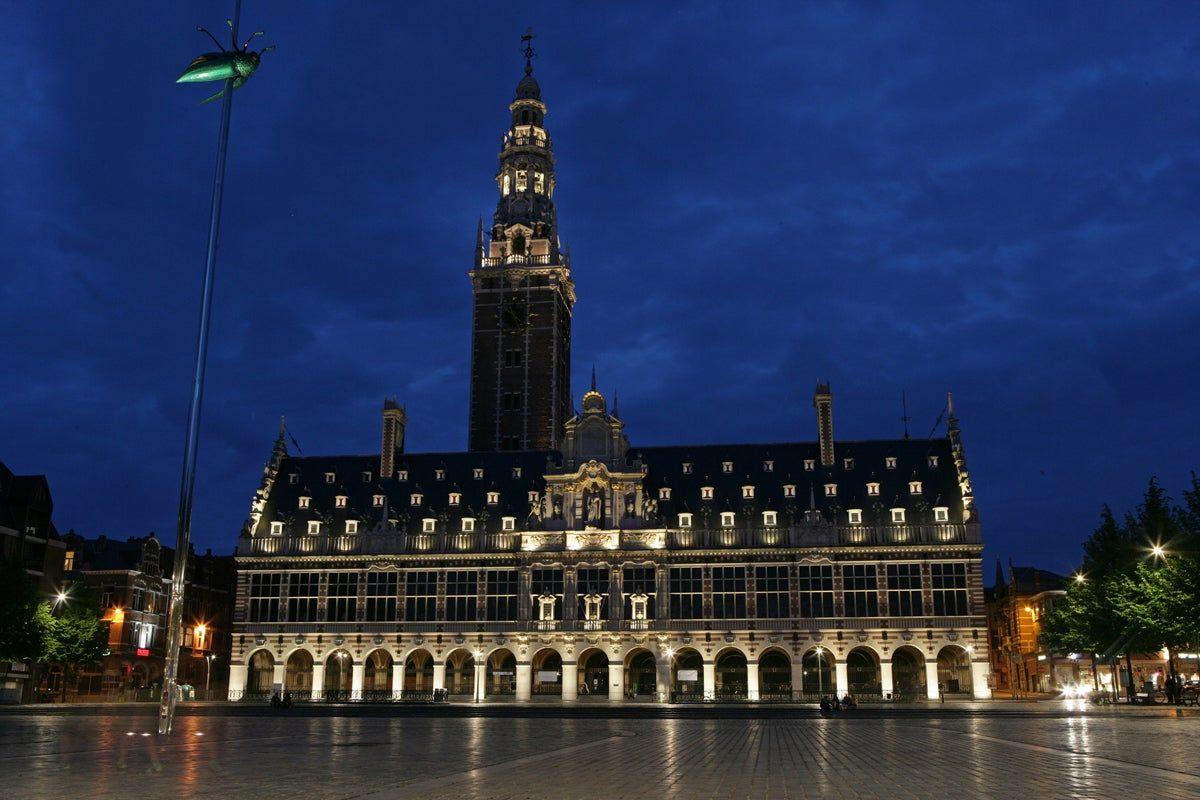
502,297,528,329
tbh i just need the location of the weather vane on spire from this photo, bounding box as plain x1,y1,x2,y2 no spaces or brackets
521,27,535,75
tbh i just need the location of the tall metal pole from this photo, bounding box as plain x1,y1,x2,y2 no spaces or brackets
158,0,242,735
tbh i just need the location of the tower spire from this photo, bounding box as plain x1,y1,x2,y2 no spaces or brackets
521,27,535,76
591,364,597,391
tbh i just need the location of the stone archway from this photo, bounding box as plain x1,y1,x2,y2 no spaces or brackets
404,649,434,696
715,649,748,700
577,648,609,698
759,649,792,700
444,649,477,696
891,646,926,699
937,645,973,696
325,650,353,700
485,648,517,697
847,647,882,696
531,648,563,696
625,649,657,699
284,650,313,698
246,650,274,696
670,648,704,702
801,648,833,696
363,649,393,698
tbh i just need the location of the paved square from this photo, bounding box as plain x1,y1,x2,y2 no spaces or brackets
2,708,1198,799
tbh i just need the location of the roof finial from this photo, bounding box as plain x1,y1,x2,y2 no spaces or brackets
900,391,911,440
521,27,535,76
590,364,597,392
612,392,619,417
947,391,956,419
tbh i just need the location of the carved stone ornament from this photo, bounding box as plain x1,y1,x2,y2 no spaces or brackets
947,630,959,641
373,635,384,646
855,631,868,642
901,630,914,641
294,635,306,645
255,635,266,646
724,633,736,643
332,636,345,646
413,635,425,645
454,634,466,645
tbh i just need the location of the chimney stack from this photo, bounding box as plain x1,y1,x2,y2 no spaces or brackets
381,398,407,478
813,382,834,467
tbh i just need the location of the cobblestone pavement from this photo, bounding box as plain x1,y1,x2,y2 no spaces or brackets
2,709,1198,799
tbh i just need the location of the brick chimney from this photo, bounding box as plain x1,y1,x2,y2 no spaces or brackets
380,398,407,479
813,382,834,467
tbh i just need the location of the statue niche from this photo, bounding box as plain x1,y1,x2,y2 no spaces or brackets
582,485,604,529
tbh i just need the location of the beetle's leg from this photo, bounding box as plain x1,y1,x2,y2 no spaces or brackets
197,26,226,51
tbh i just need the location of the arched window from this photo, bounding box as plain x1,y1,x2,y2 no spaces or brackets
502,173,510,196
515,169,528,192
533,171,545,194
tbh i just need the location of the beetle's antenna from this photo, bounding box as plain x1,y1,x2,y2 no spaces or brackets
241,30,265,50
197,26,226,52
258,45,277,57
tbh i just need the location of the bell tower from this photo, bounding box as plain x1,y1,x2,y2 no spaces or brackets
468,31,574,452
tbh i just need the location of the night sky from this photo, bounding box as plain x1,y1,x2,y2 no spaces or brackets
4,2,1198,578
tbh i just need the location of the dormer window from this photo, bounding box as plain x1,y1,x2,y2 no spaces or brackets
804,459,815,471
824,483,837,497
885,457,897,469
867,482,880,496
843,458,854,470
372,494,384,507
443,492,459,507
891,508,906,523
435,469,445,481
722,461,733,474
678,513,693,528
641,464,649,475
763,460,774,472
720,512,735,528
909,481,923,495
659,487,672,501
934,506,950,522
307,520,321,535
288,473,298,484
335,495,347,509
700,486,714,500
763,511,778,527
487,491,500,505
473,468,484,480
270,521,284,535
410,493,423,506
502,516,516,531
928,456,939,468
298,496,310,509
527,490,540,503
345,520,358,534
742,485,755,499
397,470,408,481
361,471,372,483
512,467,522,479
848,509,863,525
461,518,476,533
325,472,335,484
783,484,796,498
422,518,437,533
682,462,693,475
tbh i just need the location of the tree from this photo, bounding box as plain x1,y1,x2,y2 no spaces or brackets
44,586,108,699
0,556,48,663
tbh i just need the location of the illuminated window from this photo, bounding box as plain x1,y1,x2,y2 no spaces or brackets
824,483,837,497
804,459,815,471
307,520,321,534
659,487,672,501
502,516,516,531
473,468,484,480
449,492,461,506
763,511,778,526
298,496,310,509
678,513,693,528
372,494,384,507
533,171,545,193
885,457,897,469
891,508,906,523
361,471,372,482
682,462,692,475
763,460,774,472
345,520,358,534
843,458,854,470
325,472,335,484
335,495,347,508
487,491,500,505
515,169,527,192
289,473,298,484
721,512,735,527
397,470,408,481
848,509,862,525
909,481,922,495
462,518,476,533
722,461,733,474
701,486,714,500
435,469,445,481
528,490,540,503
512,466,522,479
783,484,796,498
867,482,880,496
270,521,284,535
934,506,949,522
502,173,510,195
928,455,939,468
422,518,436,533
742,485,755,499
410,493,423,506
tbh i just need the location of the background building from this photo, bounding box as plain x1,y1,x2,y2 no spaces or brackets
985,562,1073,695
227,52,992,705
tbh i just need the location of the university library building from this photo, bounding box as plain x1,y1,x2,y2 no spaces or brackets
227,49,992,705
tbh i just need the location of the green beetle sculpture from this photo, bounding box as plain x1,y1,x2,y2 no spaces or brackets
177,20,274,104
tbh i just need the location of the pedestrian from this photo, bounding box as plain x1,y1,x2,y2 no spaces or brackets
938,682,945,703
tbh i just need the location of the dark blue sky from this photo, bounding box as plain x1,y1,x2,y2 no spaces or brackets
3,2,1198,576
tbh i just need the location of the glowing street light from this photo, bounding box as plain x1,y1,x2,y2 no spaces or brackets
1074,573,1086,584
1150,544,1166,560
54,590,69,606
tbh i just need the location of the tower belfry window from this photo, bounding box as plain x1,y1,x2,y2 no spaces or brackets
533,171,545,193
516,169,527,192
